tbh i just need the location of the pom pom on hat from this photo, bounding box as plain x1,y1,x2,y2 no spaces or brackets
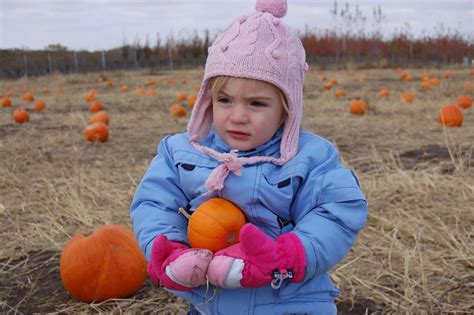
256,0,287,18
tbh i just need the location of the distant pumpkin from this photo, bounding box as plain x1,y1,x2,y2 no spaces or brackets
401,92,415,103
334,89,346,98
23,92,34,102
120,85,129,93
323,82,333,90
1,97,12,107
443,70,450,79
187,94,197,107
177,91,187,101
438,104,463,127
89,101,104,112
457,95,472,109
169,104,187,117
84,90,97,102
349,99,367,115
378,89,390,98
83,121,109,142
34,100,46,112
89,110,110,125
13,108,30,123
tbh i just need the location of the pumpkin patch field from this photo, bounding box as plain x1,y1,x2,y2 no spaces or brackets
0,67,473,313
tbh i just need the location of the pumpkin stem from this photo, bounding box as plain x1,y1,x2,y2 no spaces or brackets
178,207,191,220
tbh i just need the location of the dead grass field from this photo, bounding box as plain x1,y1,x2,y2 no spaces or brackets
0,67,473,314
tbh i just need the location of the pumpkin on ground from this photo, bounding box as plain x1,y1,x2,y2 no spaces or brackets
34,100,46,112
457,95,472,109
349,99,367,115
89,110,110,125
177,91,187,101
169,104,187,117
378,89,390,98
334,89,346,98
186,198,246,252
187,94,197,107
13,108,29,123
2,97,12,107
23,92,34,102
401,92,415,103
89,101,104,112
438,104,463,127
84,90,96,102
83,121,109,142
60,225,147,302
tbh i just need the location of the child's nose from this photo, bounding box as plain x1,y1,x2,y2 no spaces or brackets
229,105,249,123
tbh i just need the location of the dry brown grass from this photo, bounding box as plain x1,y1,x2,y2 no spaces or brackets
1,67,473,314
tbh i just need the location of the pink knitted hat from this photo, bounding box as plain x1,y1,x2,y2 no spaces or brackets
187,0,308,192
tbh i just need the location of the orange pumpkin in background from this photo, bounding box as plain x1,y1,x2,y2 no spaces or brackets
60,225,147,302
89,101,104,112
83,121,109,142
457,95,472,109
1,97,12,107
334,89,346,98
13,108,29,123
169,103,187,117
378,89,390,98
438,104,463,127
349,99,367,115
177,91,187,101
401,92,415,103
23,92,34,102
186,198,246,252
187,94,197,107
34,100,46,112
84,90,96,102
89,110,110,125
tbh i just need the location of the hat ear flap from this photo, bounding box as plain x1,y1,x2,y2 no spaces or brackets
187,80,214,142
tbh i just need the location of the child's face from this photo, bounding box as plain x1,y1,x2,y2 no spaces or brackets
212,77,286,151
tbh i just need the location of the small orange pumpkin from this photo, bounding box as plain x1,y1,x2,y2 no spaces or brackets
401,92,415,103
194,85,201,92
334,89,346,98
169,104,187,117
378,89,390,98
438,104,463,127
89,110,110,125
443,70,451,79
83,121,109,142
84,90,97,102
457,95,472,109
323,82,333,90
23,92,34,102
13,108,29,123
120,85,129,93
177,91,187,101
60,225,147,302
187,198,246,252
34,100,46,112
89,101,104,112
2,97,12,107
187,94,197,107
349,99,367,115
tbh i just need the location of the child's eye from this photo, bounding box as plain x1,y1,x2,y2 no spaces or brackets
251,101,267,107
217,97,230,104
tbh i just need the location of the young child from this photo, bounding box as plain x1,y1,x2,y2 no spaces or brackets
130,0,368,314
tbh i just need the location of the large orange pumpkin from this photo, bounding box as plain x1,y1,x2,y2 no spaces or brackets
83,121,109,142
438,104,463,127
457,95,472,109
60,225,147,302
187,198,246,252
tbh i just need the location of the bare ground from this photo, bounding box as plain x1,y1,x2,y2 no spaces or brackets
0,67,473,314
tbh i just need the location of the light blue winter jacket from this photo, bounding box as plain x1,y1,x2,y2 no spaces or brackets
130,128,368,315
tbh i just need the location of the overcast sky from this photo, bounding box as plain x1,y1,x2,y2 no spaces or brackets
0,0,472,51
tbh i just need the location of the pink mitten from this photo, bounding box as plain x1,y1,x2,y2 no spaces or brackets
148,235,213,291
207,223,306,289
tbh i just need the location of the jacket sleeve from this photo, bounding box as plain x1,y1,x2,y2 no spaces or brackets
130,135,189,261
291,146,368,280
